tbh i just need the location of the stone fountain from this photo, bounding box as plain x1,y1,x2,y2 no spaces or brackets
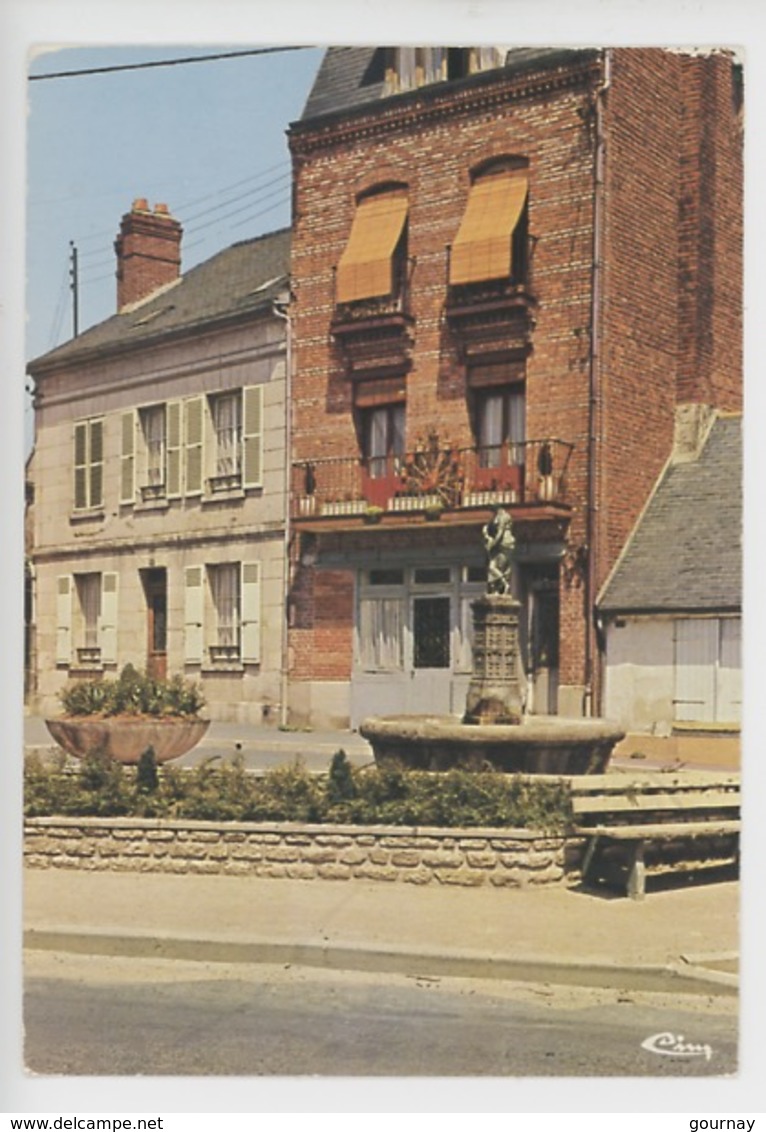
360,507,624,775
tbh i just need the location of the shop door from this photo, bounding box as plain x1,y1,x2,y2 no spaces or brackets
143,568,167,680
406,595,453,714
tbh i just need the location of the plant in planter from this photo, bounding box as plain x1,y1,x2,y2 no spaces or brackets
46,664,209,766
424,501,444,521
363,505,384,524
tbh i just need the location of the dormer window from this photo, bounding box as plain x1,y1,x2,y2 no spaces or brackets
336,185,408,306
449,160,529,287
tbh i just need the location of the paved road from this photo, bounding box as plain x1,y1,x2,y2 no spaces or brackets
24,951,737,1077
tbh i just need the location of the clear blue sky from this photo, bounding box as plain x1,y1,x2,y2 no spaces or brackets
26,44,324,364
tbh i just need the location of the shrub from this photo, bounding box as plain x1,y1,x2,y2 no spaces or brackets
24,750,570,831
59,665,205,719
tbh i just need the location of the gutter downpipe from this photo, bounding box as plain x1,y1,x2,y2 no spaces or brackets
585,48,610,717
272,295,292,729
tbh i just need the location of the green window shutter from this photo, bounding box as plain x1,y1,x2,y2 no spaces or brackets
99,572,119,664
89,419,104,507
56,575,72,665
184,398,204,496
242,385,264,489
241,561,261,664
120,412,135,504
166,401,182,498
184,565,204,664
73,423,88,510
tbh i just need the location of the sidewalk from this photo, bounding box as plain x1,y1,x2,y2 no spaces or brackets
24,867,739,996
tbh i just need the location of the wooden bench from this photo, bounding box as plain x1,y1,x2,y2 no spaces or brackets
568,772,740,900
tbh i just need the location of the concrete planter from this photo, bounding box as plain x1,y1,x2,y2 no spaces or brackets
45,717,210,766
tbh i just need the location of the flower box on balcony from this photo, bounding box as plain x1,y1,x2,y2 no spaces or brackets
390,494,442,513
321,499,367,517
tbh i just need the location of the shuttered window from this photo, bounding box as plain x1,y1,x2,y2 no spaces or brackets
73,418,104,510
450,168,528,286
336,188,408,304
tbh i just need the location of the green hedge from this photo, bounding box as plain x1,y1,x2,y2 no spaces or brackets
24,749,570,831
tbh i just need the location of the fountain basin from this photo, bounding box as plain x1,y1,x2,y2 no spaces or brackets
359,714,625,775
46,717,210,765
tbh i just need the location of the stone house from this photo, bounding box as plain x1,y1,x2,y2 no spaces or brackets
286,46,743,729
28,202,291,724
598,411,741,735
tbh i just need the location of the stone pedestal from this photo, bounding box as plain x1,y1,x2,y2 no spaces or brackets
463,593,523,726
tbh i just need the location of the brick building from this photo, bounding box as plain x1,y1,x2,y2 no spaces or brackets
28,203,291,724
285,47,742,729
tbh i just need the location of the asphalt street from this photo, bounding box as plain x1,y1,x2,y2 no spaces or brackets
24,951,738,1078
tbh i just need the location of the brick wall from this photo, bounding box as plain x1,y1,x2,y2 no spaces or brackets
289,60,600,696
288,49,743,710
24,817,568,888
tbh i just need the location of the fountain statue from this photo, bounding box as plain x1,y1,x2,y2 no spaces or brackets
360,508,624,774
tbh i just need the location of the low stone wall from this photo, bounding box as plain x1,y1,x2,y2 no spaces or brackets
24,817,568,888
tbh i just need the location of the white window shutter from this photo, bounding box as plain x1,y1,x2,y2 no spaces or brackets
241,561,261,664
99,572,119,664
184,565,204,664
242,385,264,489
120,411,136,504
166,401,182,498
184,398,204,496
56,575,72,665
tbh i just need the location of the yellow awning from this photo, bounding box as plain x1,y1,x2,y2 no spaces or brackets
336,190,408,304
449,171,528,286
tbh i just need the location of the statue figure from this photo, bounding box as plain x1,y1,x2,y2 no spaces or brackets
482,506,515,595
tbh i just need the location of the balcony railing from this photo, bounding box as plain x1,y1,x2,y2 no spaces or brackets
291,438,573,521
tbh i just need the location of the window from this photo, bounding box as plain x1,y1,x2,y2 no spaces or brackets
139,403,167,495
475,385,525,467
450,161,529,286
209,563,241,661
207,386,263,494
57,572,118,667
73,418,104,511
336,186,408,305
184,561,261,667
362,403,405,478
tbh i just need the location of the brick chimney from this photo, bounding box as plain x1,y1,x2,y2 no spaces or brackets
115,199,182,311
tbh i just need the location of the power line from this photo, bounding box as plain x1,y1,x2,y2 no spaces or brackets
29,46,312,82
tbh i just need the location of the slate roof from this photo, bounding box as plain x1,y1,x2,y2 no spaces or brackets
598,416,742,614
299,47,599,123
29,227,290,372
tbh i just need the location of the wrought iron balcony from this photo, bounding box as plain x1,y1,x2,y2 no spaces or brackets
291,436,573,523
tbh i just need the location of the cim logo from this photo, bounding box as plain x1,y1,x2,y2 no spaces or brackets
641,1032,713,1061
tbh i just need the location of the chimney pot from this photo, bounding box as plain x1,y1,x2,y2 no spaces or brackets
132,197,149,212
154,203,169,215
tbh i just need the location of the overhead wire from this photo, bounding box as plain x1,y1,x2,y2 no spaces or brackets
28,46,313,82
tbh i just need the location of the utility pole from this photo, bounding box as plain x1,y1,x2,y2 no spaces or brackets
69,240,79,337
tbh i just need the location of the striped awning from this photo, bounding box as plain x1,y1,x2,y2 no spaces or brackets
449,170,528,286
336,189,408,304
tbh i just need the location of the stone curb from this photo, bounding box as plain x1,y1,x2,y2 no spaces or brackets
23,927,738,998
